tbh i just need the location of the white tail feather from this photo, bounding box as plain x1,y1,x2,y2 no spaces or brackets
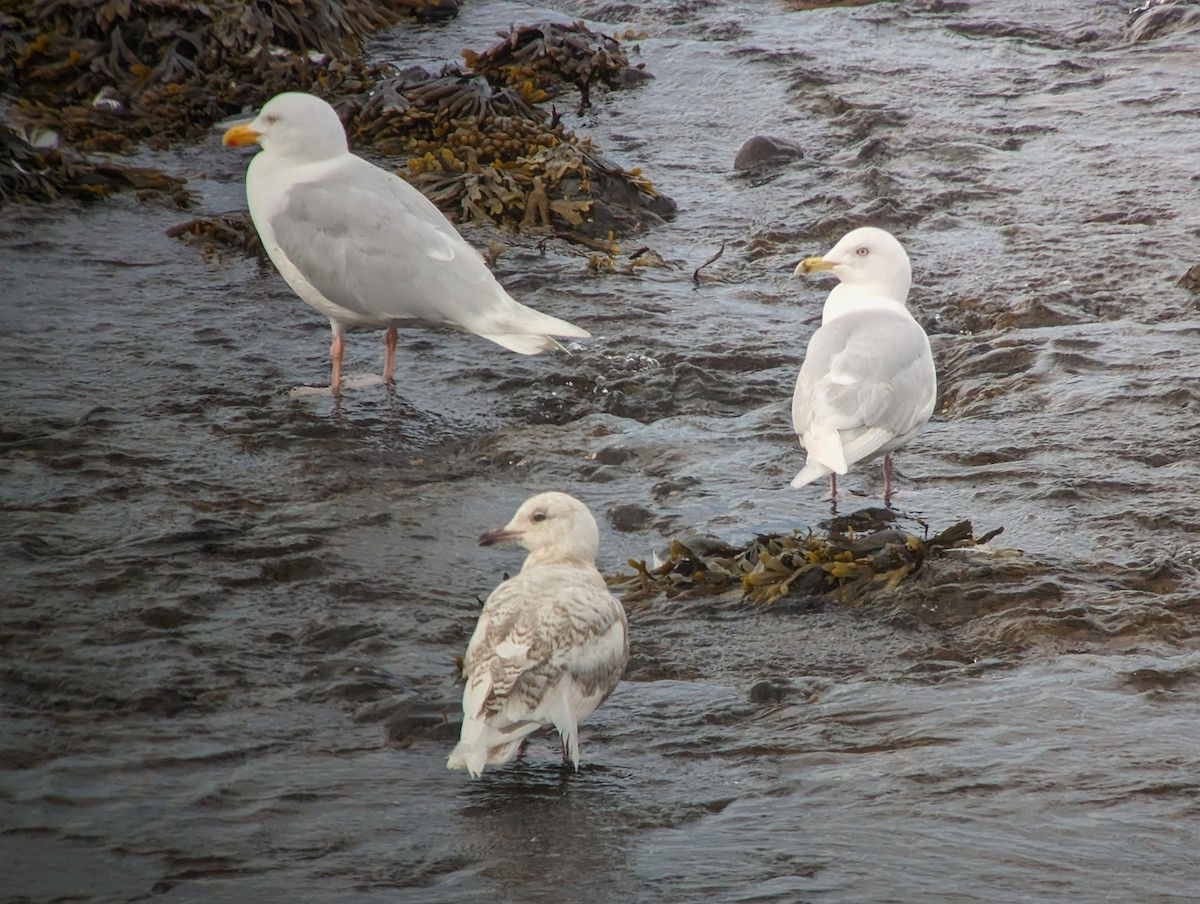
790,459,833,488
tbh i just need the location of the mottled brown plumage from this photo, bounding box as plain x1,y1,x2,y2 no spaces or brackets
448,492,629,778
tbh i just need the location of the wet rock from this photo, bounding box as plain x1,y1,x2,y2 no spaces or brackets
591,445,639,465
607,503,656,532
462,21,651,110
819,507,897,533
1127,0,1200,43
734,135,805,172
652,477,701,501
747,677,798,704
1177,263,1200,294
410,0,460,20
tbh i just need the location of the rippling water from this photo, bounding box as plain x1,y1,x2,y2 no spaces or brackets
4,0,1200,900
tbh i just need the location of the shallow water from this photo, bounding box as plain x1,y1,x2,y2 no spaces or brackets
4,0,1200,901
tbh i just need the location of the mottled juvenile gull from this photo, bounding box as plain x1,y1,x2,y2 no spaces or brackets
222,92,589,394
448,492,629,778
791,226,937,501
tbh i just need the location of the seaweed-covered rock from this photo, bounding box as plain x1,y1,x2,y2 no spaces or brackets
2,3,672,244
608,514,1003,607
462,21,651,109
344,62,673,237
0,0,451,153
0,119,189,205
166,212,262,257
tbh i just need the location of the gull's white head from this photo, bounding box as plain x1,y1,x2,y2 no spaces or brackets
479,492,601,569
222,92,349,163
794,226,912,304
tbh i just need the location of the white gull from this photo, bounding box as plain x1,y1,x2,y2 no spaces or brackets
222,92,589,394
791,226,937,502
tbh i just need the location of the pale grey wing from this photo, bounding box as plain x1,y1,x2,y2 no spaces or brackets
793,310,936,439
268,158,513,330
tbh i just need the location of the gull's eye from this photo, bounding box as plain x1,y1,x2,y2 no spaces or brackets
531,511,547,523
263,114,279,125
855,246,869,257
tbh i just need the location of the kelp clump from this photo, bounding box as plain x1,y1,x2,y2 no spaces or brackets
165,212,262,257
0,0,456,205
2,3,672,244
462,21,649,109
0,0,455,154
345,58,673,237
0,120,189,206
609,516,1004,607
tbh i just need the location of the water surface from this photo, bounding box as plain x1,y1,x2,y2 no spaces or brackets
4,1,1200,901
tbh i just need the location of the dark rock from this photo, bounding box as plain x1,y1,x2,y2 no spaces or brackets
592,445,638,465
748,677,797,704
734,135,805,171
652,477,701,501
607,503,656,532
1177,263,1200,294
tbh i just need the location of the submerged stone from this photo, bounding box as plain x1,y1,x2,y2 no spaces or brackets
733,135,805,172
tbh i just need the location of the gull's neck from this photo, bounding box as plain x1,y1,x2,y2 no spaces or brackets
821,283,911,325
520,547,598,572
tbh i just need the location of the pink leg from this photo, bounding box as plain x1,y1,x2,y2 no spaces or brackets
330,334,344,395
828,472,837,501
383,327,398,384
883,454,894,505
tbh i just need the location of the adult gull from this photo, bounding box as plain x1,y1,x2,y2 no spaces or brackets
448,492,629,778
791,226,937,502
223,92,590,394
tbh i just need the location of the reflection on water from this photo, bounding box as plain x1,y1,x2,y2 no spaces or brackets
4,0,1200,900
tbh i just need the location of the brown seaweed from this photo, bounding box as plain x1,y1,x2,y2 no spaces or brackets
462,21,650,110
0,0,451,154
165,212,263,258
0,119,190,205
2,3,673,246
608,516,1004,608
344,61,673,237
